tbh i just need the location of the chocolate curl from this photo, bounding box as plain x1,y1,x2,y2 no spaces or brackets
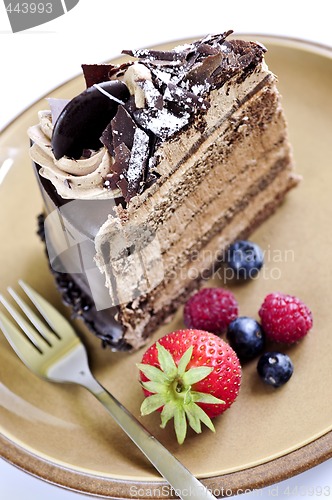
102,107,150,201
81,64,114,88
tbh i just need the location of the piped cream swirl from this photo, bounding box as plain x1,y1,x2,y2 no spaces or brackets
28,111,121,200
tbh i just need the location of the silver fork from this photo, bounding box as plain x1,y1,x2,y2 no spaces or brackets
0,281,217,500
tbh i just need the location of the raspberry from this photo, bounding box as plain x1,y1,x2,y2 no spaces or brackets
259,292,313,343
184,287,238,335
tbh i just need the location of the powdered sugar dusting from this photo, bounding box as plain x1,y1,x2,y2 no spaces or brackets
191,83,210,95
137,80,163,109
135,108,190,140
173,43,192,52
127,128,149,183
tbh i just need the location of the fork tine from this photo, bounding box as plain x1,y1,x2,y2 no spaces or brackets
19,280,76,340
8,287,55,347
0,295,44,353
0,310,42,362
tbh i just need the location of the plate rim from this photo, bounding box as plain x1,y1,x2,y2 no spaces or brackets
1,34,332,498
1,431,332,498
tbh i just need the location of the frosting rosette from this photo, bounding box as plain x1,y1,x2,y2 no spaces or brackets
28,111,121,200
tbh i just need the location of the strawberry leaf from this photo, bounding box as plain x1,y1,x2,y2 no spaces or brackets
182,386,192,405
140,393,165,415
174,405,187,444
160,401,176,429
156,343,177,378
182,366,213,386
141,380,168,394
191,391,225,405
191,403,216,432
177,345,193,376
136,363,169,383
184,403,202,434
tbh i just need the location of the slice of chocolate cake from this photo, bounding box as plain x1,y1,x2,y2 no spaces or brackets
28,32,299,351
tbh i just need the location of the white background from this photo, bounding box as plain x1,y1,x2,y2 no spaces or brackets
0,0,331,498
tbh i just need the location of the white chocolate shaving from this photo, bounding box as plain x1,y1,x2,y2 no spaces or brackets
93,84,126,105
122,63,152,108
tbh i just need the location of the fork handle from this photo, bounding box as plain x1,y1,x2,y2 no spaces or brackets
84,377,217,500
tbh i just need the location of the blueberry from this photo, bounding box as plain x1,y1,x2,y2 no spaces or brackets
226,240,264,279
227,316,265,361
257,352,294,388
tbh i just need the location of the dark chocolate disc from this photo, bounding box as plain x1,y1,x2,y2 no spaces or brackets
51,81,130,160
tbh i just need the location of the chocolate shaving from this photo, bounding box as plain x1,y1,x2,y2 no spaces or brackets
184,50,222,86
112,143,131,174
103,110,150,200
103,142,131,191
164,83,209,112
104,173,129,198
194,31,233,49
64,179,72,189
134,107,190,141
81,149,94,159
46,98,70,124
110,105,137,151
211,39,266,86
108,62,133,79
125,128,149,200
123,48,187,63
100,121,114,156
104,172,121,191
116,176,129,199
197,43,221,57
81,64,114,88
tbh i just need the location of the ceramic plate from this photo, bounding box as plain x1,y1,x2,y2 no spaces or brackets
0,36,332,499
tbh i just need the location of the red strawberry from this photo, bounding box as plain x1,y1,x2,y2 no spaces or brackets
137,329,241,444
